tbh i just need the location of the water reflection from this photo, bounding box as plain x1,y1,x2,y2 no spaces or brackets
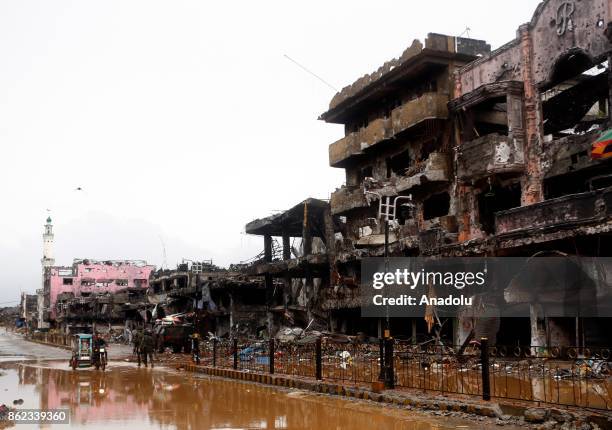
0,362,497,430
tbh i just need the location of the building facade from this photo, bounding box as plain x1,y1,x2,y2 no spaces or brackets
313,3,612,347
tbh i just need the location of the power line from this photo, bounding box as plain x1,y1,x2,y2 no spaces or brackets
283,54,338,92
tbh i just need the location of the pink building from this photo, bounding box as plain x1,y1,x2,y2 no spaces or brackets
44,259,155,321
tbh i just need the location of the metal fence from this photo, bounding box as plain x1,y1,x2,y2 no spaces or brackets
28,331,612,410
199,337,611,411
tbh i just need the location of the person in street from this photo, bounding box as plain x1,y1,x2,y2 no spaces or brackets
93,332,108,364
139,329,155,367
190,333,201,364
133,328,143,366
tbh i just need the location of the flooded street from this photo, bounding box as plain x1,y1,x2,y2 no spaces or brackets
0,333,516,430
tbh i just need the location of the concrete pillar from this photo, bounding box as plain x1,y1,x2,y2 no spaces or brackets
264,235,272,263
518,24,544,206
283,274,290,309
302,203,312,256
282,234,291,260
530,304,546,348
264,235,274,337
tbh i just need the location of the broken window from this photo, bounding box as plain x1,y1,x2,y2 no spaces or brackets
423,192,450,220
478,182,521,234
386,149,411,177
134,279,148,287
80,279,94,287
115,279,128,286
62,278,73,285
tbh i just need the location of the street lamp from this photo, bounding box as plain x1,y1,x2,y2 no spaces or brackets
364,190,414,386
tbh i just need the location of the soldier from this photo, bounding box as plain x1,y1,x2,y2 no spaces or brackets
190,333,201,365
139,329,155,368
132,328,143,367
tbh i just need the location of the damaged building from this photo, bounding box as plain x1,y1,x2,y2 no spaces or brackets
18,293,38,330
319,33,491,341
148,261,268,338
312,1,612,348
46,259,155,334
447,0,612,347
244,199,335,337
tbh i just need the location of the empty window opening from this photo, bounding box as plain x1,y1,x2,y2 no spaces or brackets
589,174,612,191
464,96,509,140
116,279,128,286
419,138,440,161
545,166,612,199
396,203,414,226
358,166,373,182
423,192,450,220
542,58,608,136
386,150,411,177
62,278,73,285
478,182,521,234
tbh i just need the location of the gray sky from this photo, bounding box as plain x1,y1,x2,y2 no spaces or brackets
0,0,540,303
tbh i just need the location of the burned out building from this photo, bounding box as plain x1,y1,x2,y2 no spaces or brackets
319,33,491,340
55,287,149,335
148,261,267,338
47,259,155,333
19,293,38,330
448,0,612,347
316,2,612,348
244,199,335,336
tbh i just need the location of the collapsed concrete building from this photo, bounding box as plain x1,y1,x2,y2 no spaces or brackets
244,199,335,336
148,261,268,338
311,2,612,348
18,293,38,330
242,1,612,348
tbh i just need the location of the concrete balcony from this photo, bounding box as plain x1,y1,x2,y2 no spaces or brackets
495,188,612,235
330,185,369,215
396,152,451,192
245,254,329,277
457,133,525,181
328,93,448,167
329,133,362,168
328,118,392,168
390,93,448,136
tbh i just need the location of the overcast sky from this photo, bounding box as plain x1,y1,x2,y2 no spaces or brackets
0,0,541,303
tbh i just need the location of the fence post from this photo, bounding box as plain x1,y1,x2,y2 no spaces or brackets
384,337,395,389
378,338,385,381
233,338,238,370
315,337,322,380
269,338,275,374
212,339,217,367
481,337,491,401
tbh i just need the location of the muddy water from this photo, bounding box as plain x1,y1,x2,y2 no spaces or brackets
0,361,510,430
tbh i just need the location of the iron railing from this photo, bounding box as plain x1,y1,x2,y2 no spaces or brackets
201,337,612,410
